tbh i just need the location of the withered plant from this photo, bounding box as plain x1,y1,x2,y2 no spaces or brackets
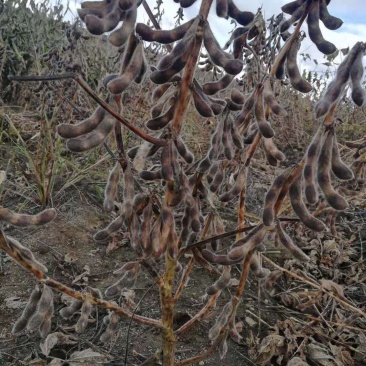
2,0,366,365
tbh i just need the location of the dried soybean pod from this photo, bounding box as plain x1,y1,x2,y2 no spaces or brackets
331,131,354,180
26,286,54,332
100,311,120,343
136,18,195,44
132,193,149,215
250,253,269,278
254,91,274,139
59,299,83,319
219,166,246,202
150,91,173,118
105,266,139,298
84,7,121,36
57,107,105,138
275,54,287,80
94,214,124,241
104,162,121,212
180,206,191,242
216,0,228,18
263,80,288,117
209,168,225,193
263,138,286,162
139,169,162,181
121,32,139,71
209,300,233,341
225,98,242,111
280,2,306,33
286,37,312,93
222,118,234,160
150,58,188,85
119,0,135,11
192,85,214,118
75,299,93,333
231,89,245,105
12,285,42,333
315,42,364,118
206,266,231,295
263,167,292,226
161,142,174,181
0,207,56,226
108,42,144,94
190,199,201,233
197,155,212,174
227,0,254,26
307,1,336,54
201,248,243,265
66,112,115,152
6,236,48,273
289,175,326,231
350,47,365,107
152,83,172,104
146,99,175,130
77,8,104,22
202,73,235,95
318,129,348,210
281,0,305,15
141,201,152,254
234,90,256,127
39,299,54,338
109,6,137,47
103,74,119,87
180,0,197,7
227,225,267,261
203,23,244,75
275,220,310,261
304,126,323,204
207,161,220,184
175,136,194,164
319,0,343,30
231,125,243,150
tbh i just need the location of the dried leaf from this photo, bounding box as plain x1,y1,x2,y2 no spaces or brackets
69,348,108,365
256,334,286,364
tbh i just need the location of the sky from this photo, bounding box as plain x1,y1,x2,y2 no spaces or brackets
60,0,366,75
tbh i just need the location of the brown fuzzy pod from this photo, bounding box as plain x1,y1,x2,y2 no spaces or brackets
206,266,231,295
139,169,162,181
190,198,201,233
209,300,233,341
275,220,310,261
104,162,121,212
146,98,176,130
222,118,234,160
262,168,292,226
66,112,115,152
118,0,135,11
289,175,326,231
151,83,173,104
39,302,53,338
94,214,124,241
26,286,54,332
105,265,139,298
202,73,235,95
286,37,312,93
319,0,343,30
175,136,194,164
140,202,152,255
280,2,306,33
350,46,365,107
331,131,354,180
160,142,174,181
132,193,149,215
263,80,288,117
12,285,42,334
234,90,256,127
150,90,174,118
180,206,191,242
6,236,48,273
231,89,245,105
201,248,242,265
209,169,225,193
75,299,93,333
203,22,243,75
57,107,105,138
231,124,244,150
315,42,363,118
318,129,348,210
250,252,269,278
180,0,197,7
263,138,286,163
304,126,323,204
307,2,337,55
100,311,120,343
281,0,305,15
136,18,195,44
59,299,83,319
227,0,254,26
0,207,56,226
207,161,220,184
228,225,268,261
108,42,144,94
219,166,246,202
225,98,242,111
216,0,229,18
192,85,214,118
254,92,274,139
108,6,137,47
